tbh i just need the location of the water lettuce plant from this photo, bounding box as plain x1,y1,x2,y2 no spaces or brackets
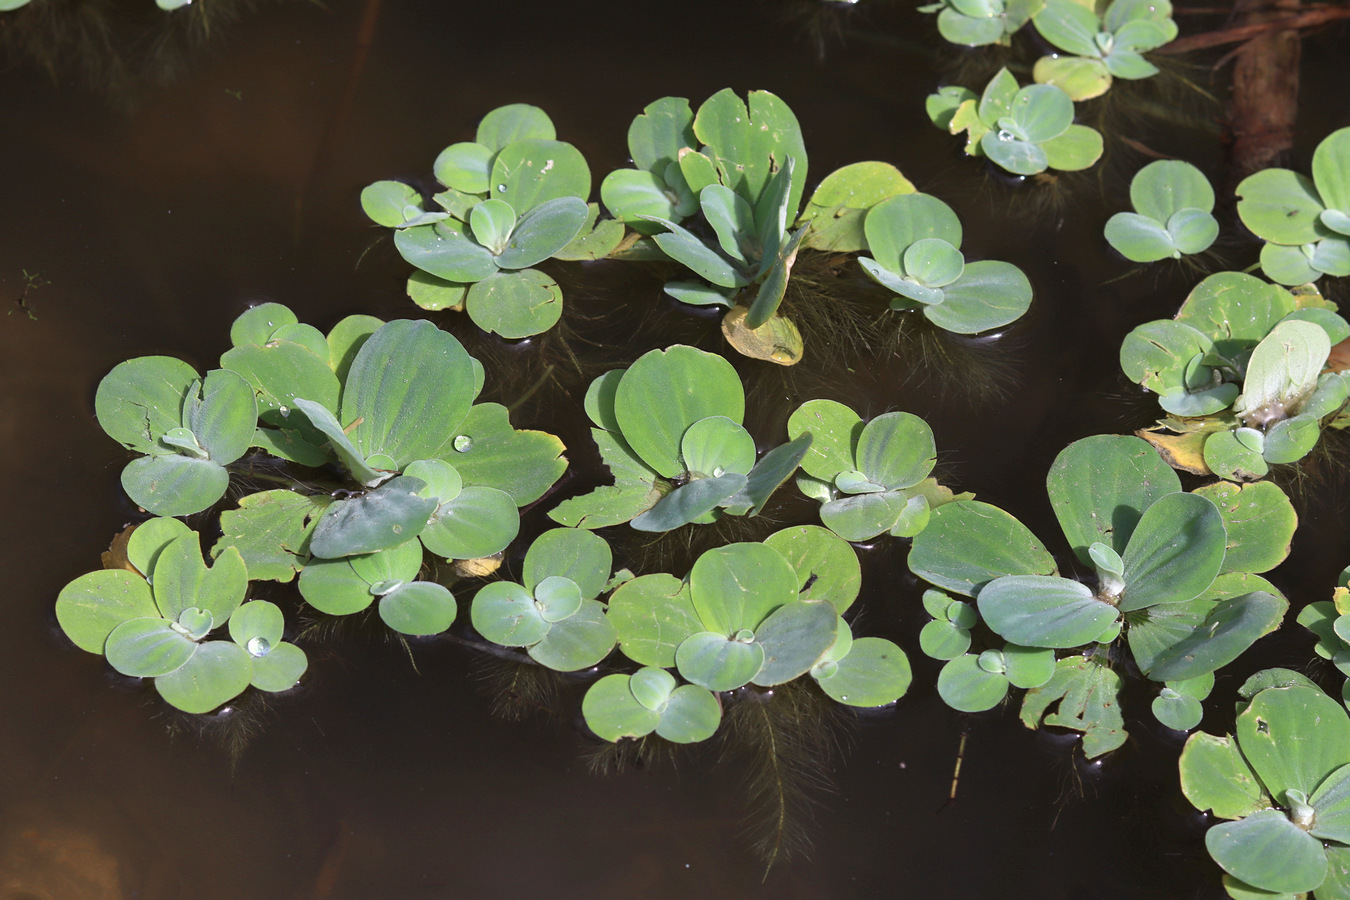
1237,126,1350,286
917,0,1044,47
1031,0,1178,101
55,519,306,713
364,103,601,338
470,528,619,671
603,526,910,706
786,399,968,540
926,69,1103,177
908,434,1292,752
1121,271,1350,480
854,192,1034,333
95,357,258,516
1105,160,1219,262
298,537,457,637
1180,675,1350,897
548,345,810,531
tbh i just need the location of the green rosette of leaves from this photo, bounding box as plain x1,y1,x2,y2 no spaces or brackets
546,344,809,532
1121,271,1350,480
95,353,258,517
470,528,618,671
1237,126,1350,286
917,0,1044,47
285,317,565,562
1030,0,1177,101
855,192,1034,333
925,68,1103,177
1105,160,1220,263
794,160,916,254
298,537,456,637
55,520,307,713
619,89,812,364
1181,677,1350,898
606,527,910,706
786,399,968,541
1296,565,1350,707
908,434,1293,753
366,103,608,338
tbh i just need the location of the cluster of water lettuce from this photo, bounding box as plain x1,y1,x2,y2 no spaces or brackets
1120,271,1350,480
920,0,1177,101
59,303,925,725
361,91,1036,359
908,434,1295,753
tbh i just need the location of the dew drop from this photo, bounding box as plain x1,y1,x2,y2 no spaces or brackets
496,184,507,192
454,435,473,452
997,129,1015,142
712,466,725,477
246,636,272,657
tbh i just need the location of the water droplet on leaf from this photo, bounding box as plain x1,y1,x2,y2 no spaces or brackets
247,636,271,657
454,435,473,452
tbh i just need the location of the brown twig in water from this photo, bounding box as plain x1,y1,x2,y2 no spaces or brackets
1156,3,1350,53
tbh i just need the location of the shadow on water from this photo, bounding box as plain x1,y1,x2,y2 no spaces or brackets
3,0,1349,898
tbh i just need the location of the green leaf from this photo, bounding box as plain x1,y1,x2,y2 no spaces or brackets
95,356,199,455
1313,127,1350,216
248,641,307,692
1206,809,1328,895
721,432,812,517
528,600,616,671
469,198,517,255
908,500,1055,597
937,654,1009,712
361,180,423,227
472,580,550,647
647,217,749,289
1168,208,1220,256
213,490,330,583
125,517,192,578
1180,731,1271,819
120,454,230,517
751,599,837,686
394,222,499,283
607,573,702,668
814,637,912,707
655,684,723,743
1033,55,1112,101
1039,124,1103,172
418,485,519,560
1033,0,1101,56
308,477,437,559
937,7,1008,45
978,574,1118,647
920,619,972,660
1020,655,1127,758
153,641,253,714
1237,685,1350,801
228,599,284,648
763,525,862,614
433,142,494,194
675,631,766,691
289,398,381,486
1204,429,1271,482
490,139,590,215
863,193,963,273
1263,414,1320,464
582,674,661,741
1046,433,1181,567
689,542,799,635
343,319,476,467
926,260,1033,333
1236,319,1331,425
1193,481,1296,576
613,345,744,479
1237,169,1327,245
494,196,589,270
798,161,914,252
553,203,625,261
744,223,808,329
1144,591,1285,681
630,473,744,531
1175,271,1296,362
230,302,297,347
855,412,936,490
681,415,756,477
56,570,160,654
464,268,564,339
221,339,340,439
1008,83,1074,143
105,617,197,677
151,532,247,625
1104,212,1177,262
820,490,912,542
440,402,565,505
787,399,863,482
1117,492,1226,611
476,104,555,153
1131,159,1215,221
522,527,612,600
694,89,808,220
379,581,456,636
1004,643,1057,689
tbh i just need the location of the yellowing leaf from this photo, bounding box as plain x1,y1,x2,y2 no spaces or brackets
1138,428,1212,475
721,307,803,366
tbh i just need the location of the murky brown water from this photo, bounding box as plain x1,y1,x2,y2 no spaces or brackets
3,2,1349,898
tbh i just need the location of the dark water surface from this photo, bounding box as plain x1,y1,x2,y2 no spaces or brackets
4,2,1350,898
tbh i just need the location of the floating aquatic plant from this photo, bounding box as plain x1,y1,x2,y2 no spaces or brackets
1031,0,1177,101
917,0,1044,47
1181,673,1350,897
1122,271,1350,480
1237,126,1350,286
547,344,810,531
926,68,1103,177
1105,160,1219,262
55,519,306,714
909,434,1292,752
1296,566,1350,707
